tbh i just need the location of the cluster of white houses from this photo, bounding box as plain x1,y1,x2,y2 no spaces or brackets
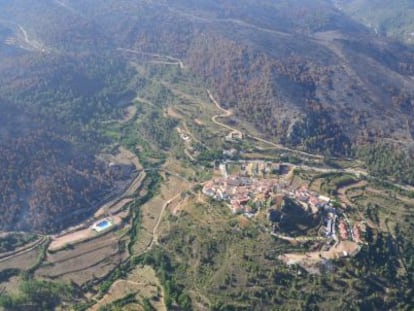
203,168,363,243
203,176,279,215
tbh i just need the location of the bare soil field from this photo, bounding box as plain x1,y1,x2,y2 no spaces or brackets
94,198,134,218
166,106,182,119
47,233,119,262
279,241,360,267
49,216,124,251
0,245,41,271
100,146,142,171
38,232,128,285
55,252,127,285
120,105,138,124
194,118,204,125
91,265,166,311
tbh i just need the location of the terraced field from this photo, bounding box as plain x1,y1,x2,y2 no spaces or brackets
36,231,129,285
0,244,42,272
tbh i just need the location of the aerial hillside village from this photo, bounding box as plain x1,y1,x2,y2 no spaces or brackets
202,160,364,271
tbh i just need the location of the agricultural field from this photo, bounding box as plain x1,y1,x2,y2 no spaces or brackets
0,247,42,272
36,230,129,286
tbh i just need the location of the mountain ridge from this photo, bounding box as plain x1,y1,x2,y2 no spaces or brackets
1,0,414,231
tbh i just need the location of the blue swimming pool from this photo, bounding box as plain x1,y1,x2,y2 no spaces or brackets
93,219,112,232
97,220,110,229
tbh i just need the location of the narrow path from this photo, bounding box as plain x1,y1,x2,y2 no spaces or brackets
165,6,289,38
125,171,146,197
150,192,182,247
337,181,368,207
149,60,183,68
289,162,367,177
406,117,414,142
129,168,192,254
247,134,323,160
17,25,46,52
208,90,242,138
135,96,156,107
53,0,80,15
159,81,210,149
184,148,196,161
182,121,204,148
117,48,184,69
207,89,323,160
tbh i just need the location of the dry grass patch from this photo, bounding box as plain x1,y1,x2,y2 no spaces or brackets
280,241,360,267
117,146,142,170
194,118,204,125
100,146,142,171
162,158,195,180
132,175,190,255
1,276,21,296
0,246,41,271
166,106,182,119
91,265,165,311
309,178,324,192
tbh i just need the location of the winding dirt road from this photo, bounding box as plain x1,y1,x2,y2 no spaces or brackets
17,25,46,52
117,48,184,69
208,89,323,160
150,192,182,248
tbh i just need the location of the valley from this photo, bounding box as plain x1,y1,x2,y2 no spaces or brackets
0,1,413,310
1,51,413,309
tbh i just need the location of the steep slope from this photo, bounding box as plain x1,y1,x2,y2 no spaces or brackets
0,52,135,233
1,0,414,232
334,0,414,44
93,0,414,155
4,0,413,156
